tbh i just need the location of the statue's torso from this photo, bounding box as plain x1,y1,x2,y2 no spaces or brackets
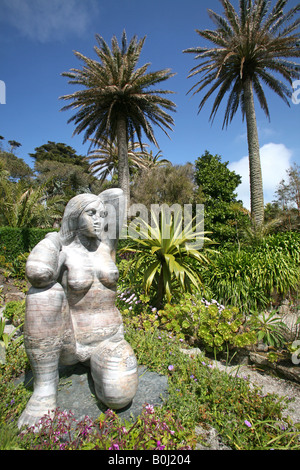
60,242,123,361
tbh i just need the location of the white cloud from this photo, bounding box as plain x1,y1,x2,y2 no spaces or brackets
2,0,99,42
229,143,293,210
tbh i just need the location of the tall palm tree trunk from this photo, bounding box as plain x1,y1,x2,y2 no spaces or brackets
243,78,264,226
117,116,130,209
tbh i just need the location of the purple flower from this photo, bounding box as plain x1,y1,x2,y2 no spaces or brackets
156,440,166,450
109,443,120,450
145,404,155,414
168,365,174,371
244,420,252,428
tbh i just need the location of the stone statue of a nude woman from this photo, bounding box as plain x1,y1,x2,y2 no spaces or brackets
18,188,138,429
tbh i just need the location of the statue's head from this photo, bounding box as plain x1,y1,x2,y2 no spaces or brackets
59,193,107,244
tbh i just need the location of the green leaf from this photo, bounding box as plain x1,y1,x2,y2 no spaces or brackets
143,260,160,292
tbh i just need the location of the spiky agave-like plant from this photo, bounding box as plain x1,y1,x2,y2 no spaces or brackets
122,205,214,307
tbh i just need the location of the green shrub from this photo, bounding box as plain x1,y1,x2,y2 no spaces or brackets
3,300,25,327
0,336,29,381
0,423,22,450
158,293,257,355
1,253,29,280
257,232,300,262
0,379,31,428
124,322,187,374
248,310,289,349
0,227,57,261
199,232,300,311
166,353,299,450
121,206,213,307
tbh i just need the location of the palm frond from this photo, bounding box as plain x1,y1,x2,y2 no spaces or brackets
183,0,300,127
61,31,176,149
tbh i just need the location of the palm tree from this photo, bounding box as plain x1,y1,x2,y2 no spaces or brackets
60,31,176,206
86,137,151,184
137,149,172,171
184,0,300,226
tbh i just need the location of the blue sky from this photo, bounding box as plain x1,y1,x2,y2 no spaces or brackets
0,0,299,209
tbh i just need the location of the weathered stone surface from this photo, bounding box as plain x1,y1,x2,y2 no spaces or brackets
250,351,300,384
180,347,202,358
195,425,231,450
281,312,300,341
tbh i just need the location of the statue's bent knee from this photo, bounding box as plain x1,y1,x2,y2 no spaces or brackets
91,338,138,410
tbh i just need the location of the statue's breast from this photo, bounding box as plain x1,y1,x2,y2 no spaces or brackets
94,252,119,288
66,266,94,292
61,245,118,292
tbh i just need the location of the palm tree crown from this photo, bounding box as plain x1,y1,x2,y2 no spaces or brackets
184,0,300,225
86,137,151,183
137,150,172,171
60,31,176,205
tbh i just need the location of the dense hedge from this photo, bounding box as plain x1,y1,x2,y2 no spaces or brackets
0,227,58,261
0,228,133,262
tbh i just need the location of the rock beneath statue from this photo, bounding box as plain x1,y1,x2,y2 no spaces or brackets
23,363,169,423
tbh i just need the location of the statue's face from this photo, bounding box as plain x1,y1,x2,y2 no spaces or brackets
77,200,107,239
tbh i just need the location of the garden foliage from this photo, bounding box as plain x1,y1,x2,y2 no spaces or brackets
159,294,257,354
0,227,57,261
200,232,300,311
121,205,214,307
